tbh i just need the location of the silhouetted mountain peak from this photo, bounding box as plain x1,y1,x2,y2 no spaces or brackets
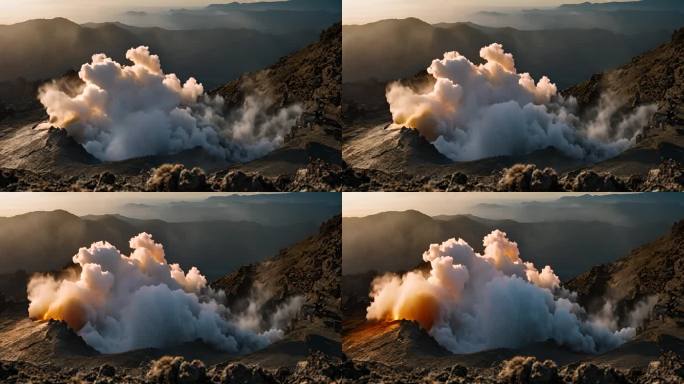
10,209,79,222
11,17,79,28
365,210,433,222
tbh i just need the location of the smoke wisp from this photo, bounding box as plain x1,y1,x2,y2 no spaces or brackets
38,46,302,162
367,230,654,354
27,233,302,354
386,44,656,162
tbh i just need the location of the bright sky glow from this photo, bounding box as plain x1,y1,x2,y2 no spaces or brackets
0,192,267,217
343,0,626,24
0,0,274,24
342,192,620,217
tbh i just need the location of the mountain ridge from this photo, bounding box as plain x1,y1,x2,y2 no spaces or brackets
0,210,324,279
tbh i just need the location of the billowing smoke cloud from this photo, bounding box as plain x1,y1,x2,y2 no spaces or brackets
38,46,302,162
386,44,656,162
27,233,302,354
367,230,654,354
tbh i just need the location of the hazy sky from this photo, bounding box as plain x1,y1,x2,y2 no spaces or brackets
0,192,267,217
343,0,624,24
0,0,270,24
342,192,617,217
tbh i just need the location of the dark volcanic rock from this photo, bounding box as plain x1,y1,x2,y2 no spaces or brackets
563,169,627,192
640,159,684,191
146,164,209,192
219,171,276,192
0,361,18,380
0,169,19,189
98,364,116,378
637,351,684,384
498,356,561,384
220,363,275,384
147,356,208,384
563,363,626,384
3,351,682,384
498,164,560,192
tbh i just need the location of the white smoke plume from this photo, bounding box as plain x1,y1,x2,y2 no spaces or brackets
38,46,302,162
367,230,651,354
233,283,306,334
27,233,302,354
386,43,657,162
590,295,659,332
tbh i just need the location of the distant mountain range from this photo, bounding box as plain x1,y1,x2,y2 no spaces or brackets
119,192,342,224
470,193,684,226
0,17,322,89
118,0,341,32
342,18,670,88
470,0,684,34
342,210,681,279
559,0,682,12
0,209,330,280
207,0,340,12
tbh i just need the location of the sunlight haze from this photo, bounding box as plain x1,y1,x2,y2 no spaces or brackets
0,0,277,23
0,192,268,217
342,192,617,217
343,0,627,24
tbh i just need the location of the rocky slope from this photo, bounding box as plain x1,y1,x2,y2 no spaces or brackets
567,220,684,338
211,23,342,179
212,215,342,367
565,28,684,177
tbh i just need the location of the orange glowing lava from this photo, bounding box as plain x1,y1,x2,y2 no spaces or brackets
392,291,439,331
41,297,87,331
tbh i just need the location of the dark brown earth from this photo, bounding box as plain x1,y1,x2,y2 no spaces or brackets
0,23,341,192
